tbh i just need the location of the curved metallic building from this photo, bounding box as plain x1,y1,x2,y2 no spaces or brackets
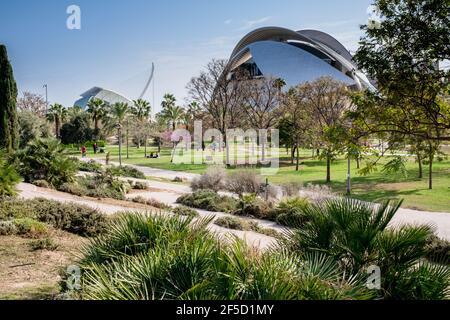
228,27,374,90
74,87,132,109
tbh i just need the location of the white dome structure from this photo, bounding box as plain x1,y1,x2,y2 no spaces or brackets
74,87,132,109
228,26,375,90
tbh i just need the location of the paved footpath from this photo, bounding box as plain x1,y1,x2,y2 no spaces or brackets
17,183,277,250
78,158,450,240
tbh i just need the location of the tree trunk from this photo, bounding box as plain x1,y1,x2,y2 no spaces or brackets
55,118,60,138
126,123,129,159
158,139,161,153
346,154,351,195
428,148,433,190
417,154,423,179
172,122,176,149
326,152,331,183
291,146,296,164
94,118,99,131
261,139,266,162
118,128,122,167
295,144,300,171
312,149,315,158
356,155,360,169
144,135,147,158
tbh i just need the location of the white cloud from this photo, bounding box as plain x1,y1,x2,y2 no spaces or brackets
224,19,232,25
237,16,272,31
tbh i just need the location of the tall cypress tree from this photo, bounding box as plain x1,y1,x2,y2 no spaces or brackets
0,44,19,152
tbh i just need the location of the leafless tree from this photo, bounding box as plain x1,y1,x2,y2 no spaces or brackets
187,59,247,136
240,76,283,160
299,77,351,182
17,91,47,116
280,87,312,171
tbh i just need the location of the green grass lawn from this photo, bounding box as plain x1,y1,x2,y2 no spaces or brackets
71,144,450,212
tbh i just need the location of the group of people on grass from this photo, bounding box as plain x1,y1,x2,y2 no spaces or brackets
81,143,160,160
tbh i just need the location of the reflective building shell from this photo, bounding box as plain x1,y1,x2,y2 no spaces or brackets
74,87,132,109
228,27,375,90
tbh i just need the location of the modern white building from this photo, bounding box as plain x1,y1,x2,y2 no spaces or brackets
227,26,375,90
74,87,132,109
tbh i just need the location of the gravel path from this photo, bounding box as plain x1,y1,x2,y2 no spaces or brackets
17,183,277,250
35,158,450,241
390,208,450,240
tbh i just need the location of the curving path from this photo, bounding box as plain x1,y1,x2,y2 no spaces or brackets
17,183,277,250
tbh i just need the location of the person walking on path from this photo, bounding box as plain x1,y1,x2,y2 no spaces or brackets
93,142,98,154
81,145,87,158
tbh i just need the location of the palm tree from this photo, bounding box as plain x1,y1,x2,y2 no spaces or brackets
87,98,106,134
273,78,286,105
160,94,184,131
67,105,84,121
131,99,151,156
273,78,286,91
183,101,202,133
47,103,67,139
109,102,129,166
283,198,450,299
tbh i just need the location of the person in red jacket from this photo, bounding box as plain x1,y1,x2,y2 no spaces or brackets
81,146,87,158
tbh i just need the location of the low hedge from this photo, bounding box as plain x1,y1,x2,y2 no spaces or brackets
176,190,239,213
172,206,199,217
0,198,107,237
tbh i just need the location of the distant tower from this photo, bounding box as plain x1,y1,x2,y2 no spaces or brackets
138,62,155,118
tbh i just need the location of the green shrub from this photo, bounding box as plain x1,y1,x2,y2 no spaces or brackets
215,216,247,230
73,213,372,300
131,196,171,210
31,198,108,237
172,206,199,217
11,138,77,188
18,110,53,149
59,182,87,197
29,237,59,251
77,159,102,173
272,197,310,227
176,190,238,213
0,220,17,235
214,216,261,233
258,228,283,239
109,165,145,179
234,194,273,219
0,198,107,237
0,154,20,197
67,171,130,200
0,200,34,220
283,198,450,300
14,218,48,238
32,179,50,189
132,181,148,190
425,235,450,265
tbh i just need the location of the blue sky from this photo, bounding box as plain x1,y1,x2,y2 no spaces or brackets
0,0,373,112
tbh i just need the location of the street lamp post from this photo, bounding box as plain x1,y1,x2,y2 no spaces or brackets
43,84,48,114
